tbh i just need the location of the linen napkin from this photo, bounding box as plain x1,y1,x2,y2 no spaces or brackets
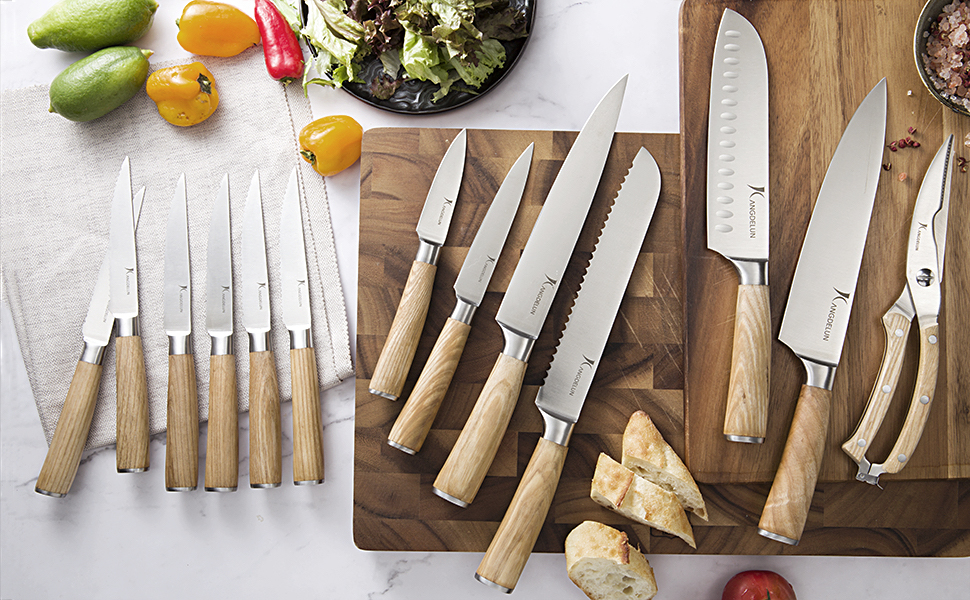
1,49,354,450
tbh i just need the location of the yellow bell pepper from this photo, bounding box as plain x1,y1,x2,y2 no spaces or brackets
299,115,363,177
146,62,219,127
177,0,260,58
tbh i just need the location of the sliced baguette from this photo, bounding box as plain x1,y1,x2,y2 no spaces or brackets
622,410,708,521
590,453,696,549
565,521,658,600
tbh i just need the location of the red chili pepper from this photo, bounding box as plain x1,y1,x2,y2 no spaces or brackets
254,0,304,83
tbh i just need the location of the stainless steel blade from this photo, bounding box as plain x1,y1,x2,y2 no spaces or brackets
415,129,467,246
453,143,533,307
206,174,234,338
777,79,887,366
242,170,271,334
536,147,662,427
495,76,628,338
280,167,312,332
707,8,770,268
108,156,138,320
164,174,192,337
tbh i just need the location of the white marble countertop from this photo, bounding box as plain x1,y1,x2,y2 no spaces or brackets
1,1,966,598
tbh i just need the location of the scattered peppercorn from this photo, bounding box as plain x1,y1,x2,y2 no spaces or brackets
883,163,892,171
898,172,908,182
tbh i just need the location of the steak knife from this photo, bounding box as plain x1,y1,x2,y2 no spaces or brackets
369,130,467,401
707,8,771,443
433,77,627,507
476,148,662,592
758,79,887,545
387,143,533,455
280,167,325,485
35,186,146,497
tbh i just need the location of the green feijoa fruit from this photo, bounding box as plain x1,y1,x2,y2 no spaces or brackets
49,46,153,122
28,0,159,53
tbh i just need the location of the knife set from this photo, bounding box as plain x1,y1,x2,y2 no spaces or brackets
35,163,326,497
705,10,954,545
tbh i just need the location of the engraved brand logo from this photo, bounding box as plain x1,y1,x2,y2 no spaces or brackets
914,221,929,251
747,185,765,239
257,282,267,311
221,285,231,313
569,355,597,397
125,267,135,296
530,275,558,316
478,255,496,283
296,279,307,307
437,197,455,226
822,288,850,342
179,285,188,313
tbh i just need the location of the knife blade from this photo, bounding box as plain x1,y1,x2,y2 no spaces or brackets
280,166,325,485
108,156,149,473
433,76,627,508
242,169,281,489
758,78,887,545
35,187,146,497
387,143,533,455
475,147,662,592
706,8,771,444
163,173,199,492
204,174,239,492
369,129,467,401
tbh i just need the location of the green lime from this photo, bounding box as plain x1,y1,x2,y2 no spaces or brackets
28,0,159,53
49,46,153,122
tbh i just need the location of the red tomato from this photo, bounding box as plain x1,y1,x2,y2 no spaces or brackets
721,570,796,600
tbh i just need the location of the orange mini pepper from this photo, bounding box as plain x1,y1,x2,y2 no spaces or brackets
176,0,260,57
146,62,219,126
299,116,363,177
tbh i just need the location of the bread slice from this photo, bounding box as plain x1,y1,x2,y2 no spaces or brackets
565,521,658,600
590,453,695,549
622,410,708,521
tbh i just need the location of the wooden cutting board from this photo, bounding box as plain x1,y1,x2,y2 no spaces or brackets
681,0,970,485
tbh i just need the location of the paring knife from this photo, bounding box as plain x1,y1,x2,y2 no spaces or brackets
35,187,146,497
164,174,199,492
369,130,467,401
433,77,628,508
707,8,771,443
387,143,534,455
476,148,663,592
242,170,281,489
758,79,887,545
204,174,239,492
109,156,150,473
280,167,325,485
842,135,953,486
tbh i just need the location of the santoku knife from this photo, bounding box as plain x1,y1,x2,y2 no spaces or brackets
758,79,887,545
433,76,627,508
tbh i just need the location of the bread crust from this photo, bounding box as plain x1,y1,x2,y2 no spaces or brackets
565,521,658,600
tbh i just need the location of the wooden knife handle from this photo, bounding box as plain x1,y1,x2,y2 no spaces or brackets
433,352,527,507
758,384,832,544
249,349,281,488
388,317,471,454
204,353,238,491
36,360,103,497
165,353,199,491
369,260,437,400
723,283,771,442
841,309,912,463
116,335,149,473
476,437,567,592
291,346,324,485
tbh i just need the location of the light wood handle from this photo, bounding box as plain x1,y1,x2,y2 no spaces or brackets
723,284,771,442
116,335,149,473
249,350,281,488
388,317,471,453
165,353,199,491
204,353,238,491
369,260,437,400
291,346,324,485
433,352,527,506
841,310,912,463
476,437,567,592
36,360,103,497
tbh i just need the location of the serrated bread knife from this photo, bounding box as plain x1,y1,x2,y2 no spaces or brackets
758,79,887,545
388,143,533,455
369,130,467,401
475,147,662,592
433,76,627,508
707,8,771,443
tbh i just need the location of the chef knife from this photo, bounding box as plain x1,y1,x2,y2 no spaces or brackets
164,173,199,491
758,79,887,545
35,187,146,497
242,170,281,488
109,156,150,473
204,174,239,492
387,143,533,455
280,166,325,485
707,8,771,443
433,76,627,508
369,130,467,401
476,147,662,592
